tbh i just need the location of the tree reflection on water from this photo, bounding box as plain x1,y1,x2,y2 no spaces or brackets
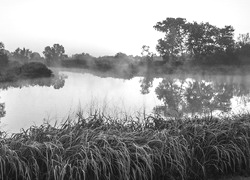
140,74,250,117
0,74,66,122
0,102,5,119
0,74,66,90
140,71,154,94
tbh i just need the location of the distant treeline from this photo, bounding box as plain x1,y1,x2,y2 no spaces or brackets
1,17,250,77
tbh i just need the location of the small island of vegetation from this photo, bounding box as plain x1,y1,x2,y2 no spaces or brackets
0,43,53,83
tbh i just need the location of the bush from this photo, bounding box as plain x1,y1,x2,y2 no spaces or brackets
20,62,53,78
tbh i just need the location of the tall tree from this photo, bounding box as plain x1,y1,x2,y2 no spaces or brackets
186,22,219,57
237,33,250,47
154,18,188,62
236,33,250,63
43,44,66,65
0,42,9,68
154,17,237,64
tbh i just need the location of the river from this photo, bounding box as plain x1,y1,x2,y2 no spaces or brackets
0,68,250,133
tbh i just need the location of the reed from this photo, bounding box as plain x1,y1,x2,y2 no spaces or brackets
1,111,250,180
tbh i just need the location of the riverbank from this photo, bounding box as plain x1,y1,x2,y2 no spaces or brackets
1,112,250,179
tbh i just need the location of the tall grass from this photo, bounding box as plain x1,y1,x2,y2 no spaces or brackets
1,112,250,179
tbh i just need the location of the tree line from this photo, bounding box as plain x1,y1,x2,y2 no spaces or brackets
1,17,250,73
154,17,250,65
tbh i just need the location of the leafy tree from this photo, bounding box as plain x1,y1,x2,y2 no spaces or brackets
12,47,32,62
237,33,250,47
30,52,42,60
217,26,235,52
154,18,188,62
115,52,128,59
0,42,9,68
154,17,237,65
186,22,219,57
236,33,250,64
43,44,66,65
141,45,154,66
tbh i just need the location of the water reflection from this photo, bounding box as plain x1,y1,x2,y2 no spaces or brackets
140,72,154,95
1,68,250,133
0,74,66,127
151,78,250,117
0,102,5,119
0,74,66,90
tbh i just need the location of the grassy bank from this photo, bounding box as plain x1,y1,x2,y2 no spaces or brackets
1,113,250,180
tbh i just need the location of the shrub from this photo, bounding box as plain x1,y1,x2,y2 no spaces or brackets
20,62,53,78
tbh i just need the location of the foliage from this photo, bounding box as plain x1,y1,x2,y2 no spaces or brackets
237,33,250,47
154,18,237,65
43,44,67,65
12,48,32,63
236,33,250,64
141,45,154,65
62,53,95,68
0,42,3,50
0,62,53,82
154,18,188,62
30,52,42,61
94,56,114,71
19,62,53,78
0,42,9,68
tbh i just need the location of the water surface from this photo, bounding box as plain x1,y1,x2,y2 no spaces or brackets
0,68,250,133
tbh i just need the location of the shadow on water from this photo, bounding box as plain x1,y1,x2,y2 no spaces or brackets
140,68,250,118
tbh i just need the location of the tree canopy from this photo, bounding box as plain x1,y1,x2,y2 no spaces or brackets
12,47,32,62
43,44,67,65
0,42,9,68
154,18,236,64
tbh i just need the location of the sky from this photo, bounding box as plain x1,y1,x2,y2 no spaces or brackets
0,0,250,57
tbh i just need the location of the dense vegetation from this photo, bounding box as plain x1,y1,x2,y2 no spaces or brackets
0,61,53,82
1,113,250,180
0,43,53,82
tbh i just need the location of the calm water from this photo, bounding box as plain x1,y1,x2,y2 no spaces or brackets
0,68,250,133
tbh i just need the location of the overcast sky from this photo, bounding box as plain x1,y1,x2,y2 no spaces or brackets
0,0,250,57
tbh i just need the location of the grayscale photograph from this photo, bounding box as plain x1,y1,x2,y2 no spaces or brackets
1,0,250,179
